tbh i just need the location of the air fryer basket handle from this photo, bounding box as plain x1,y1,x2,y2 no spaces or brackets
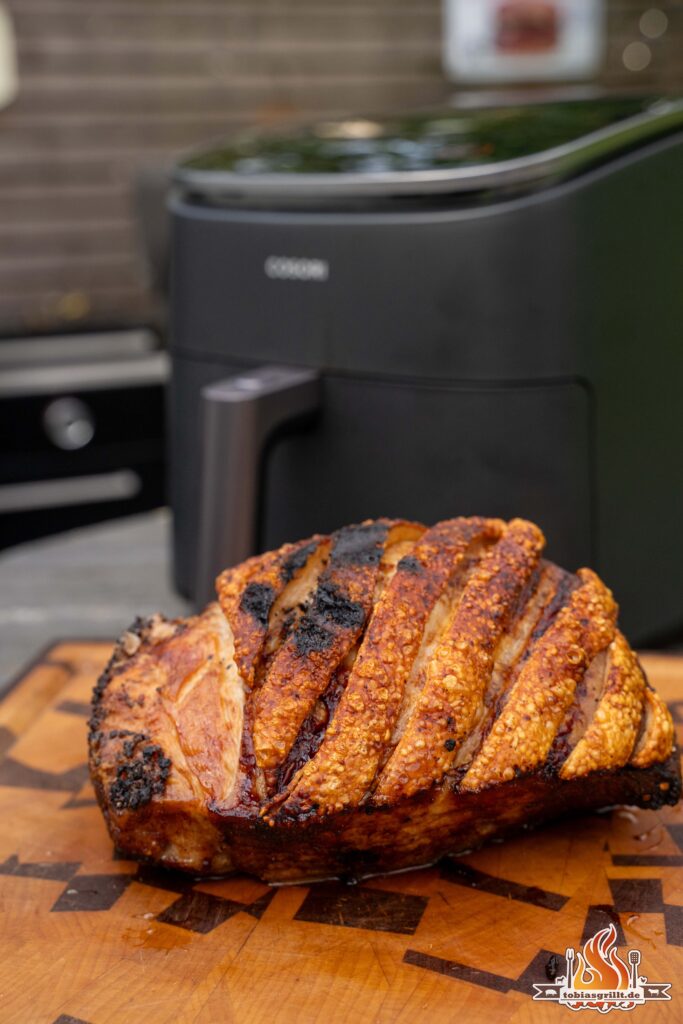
195,364,321,608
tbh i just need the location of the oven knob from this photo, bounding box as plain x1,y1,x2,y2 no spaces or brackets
43,396,95,450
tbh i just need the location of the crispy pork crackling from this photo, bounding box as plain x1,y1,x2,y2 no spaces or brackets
89,517,679,882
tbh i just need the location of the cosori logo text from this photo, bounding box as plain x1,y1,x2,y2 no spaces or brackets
264,256,329,281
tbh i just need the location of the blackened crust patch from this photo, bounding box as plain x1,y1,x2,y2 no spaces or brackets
109,735,171,812
398,555,424,575
293,617,334,656
91,615,150,704
88,615,152,732
240,582,276,627
89,615,187,734
314,582,365,631
280,541,318,584
330,522,388,567
292,582,366,656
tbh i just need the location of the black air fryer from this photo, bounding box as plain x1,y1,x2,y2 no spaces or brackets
169,95,683,644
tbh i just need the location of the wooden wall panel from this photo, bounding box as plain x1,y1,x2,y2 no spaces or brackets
0,0,680,338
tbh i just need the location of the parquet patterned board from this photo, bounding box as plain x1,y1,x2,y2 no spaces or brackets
1,642,682,1024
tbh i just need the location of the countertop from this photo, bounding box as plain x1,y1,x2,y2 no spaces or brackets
0,508,191,692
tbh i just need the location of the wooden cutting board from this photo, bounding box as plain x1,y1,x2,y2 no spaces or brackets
1,642,682,1024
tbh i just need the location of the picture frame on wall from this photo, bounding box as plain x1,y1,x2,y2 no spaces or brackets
443,0,605,81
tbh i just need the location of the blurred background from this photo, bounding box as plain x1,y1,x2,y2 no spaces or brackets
0,0,681,683
0,0,680,340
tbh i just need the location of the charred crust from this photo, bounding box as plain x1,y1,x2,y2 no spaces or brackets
646,745,681,808
122,732,147,758
512,751,681,810
108,734,172,812
280,541,318,583
398,554,424,575
313,581,365,631
291,582,367,656
239,582,276,627
330,522,389,567
88,613,183,736
293,618,333,656
88,615,152,732
269,796,321,825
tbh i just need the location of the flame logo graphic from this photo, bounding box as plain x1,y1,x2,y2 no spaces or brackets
532,920,671,1011
571,925,631,992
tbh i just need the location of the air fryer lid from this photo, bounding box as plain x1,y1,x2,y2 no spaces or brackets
176,95,683,204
